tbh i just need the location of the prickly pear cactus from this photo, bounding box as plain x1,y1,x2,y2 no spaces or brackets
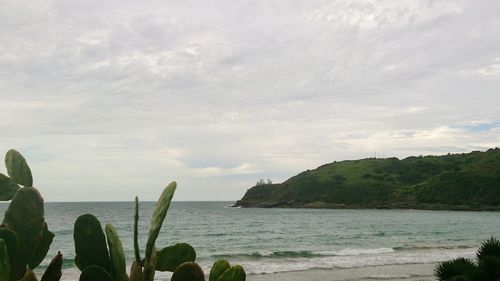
143,181,176,281
0,227,19,279
30,222,55,269
105,224,127,281
216,265,246,281
0,174,19,201
209,260,230,281
74,214,111,273
171,262,205,281
2,187,45,280
4,149,33,187
146,182,176,259
79,265,113,281
156,243,196,272
134,196,141,264
40,252,63,281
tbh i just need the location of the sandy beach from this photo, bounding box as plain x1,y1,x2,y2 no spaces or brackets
247,263,436,281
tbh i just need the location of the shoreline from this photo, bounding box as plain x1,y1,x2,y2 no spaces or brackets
54,263,437,281
233,201,500,211
247,263,436,281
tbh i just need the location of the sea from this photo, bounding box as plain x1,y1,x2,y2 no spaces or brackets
1,202,499,281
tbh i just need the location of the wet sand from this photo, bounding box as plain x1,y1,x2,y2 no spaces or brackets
247,263,436,281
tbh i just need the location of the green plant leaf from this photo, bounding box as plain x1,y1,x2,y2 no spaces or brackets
40,252,62,281
171,262,205,281
0,173,19,201
134,196,141,264
79,265,113,281
0,239,10,281
2,187,44,280
5,149,33,187
209,260,230,281
73,214,111,272
156,243,196,272
477,237,500,261
29,222,55,269
435,257,477,281
216,265,246,281
145,181,176,259
142,247,157,281
105,224,127,281
0,227,19,275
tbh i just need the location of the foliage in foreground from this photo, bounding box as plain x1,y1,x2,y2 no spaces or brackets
0,149,61,281
0,149,246,281
435,237,500,281
74,182,246,281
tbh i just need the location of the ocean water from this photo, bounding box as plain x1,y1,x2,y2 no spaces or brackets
1,202,499,280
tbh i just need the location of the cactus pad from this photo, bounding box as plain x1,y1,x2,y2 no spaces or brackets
73,214,111,272
216,265,246,281
40,252,62,281
146,182,176,259
0,174,19,201
156,243,196,272
79,265,113,281
171,262,205,281
2,186,45,280
29,222,55,269
4,149,33,187
209,260,230,281
105,224,127,281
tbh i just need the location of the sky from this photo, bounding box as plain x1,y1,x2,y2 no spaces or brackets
0,0,499,201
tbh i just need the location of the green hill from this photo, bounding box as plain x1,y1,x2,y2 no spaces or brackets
234,148,500,210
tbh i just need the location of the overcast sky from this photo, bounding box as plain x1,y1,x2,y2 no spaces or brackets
1,0,499,201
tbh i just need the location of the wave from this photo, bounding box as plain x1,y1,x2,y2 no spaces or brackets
51,247,476,279
212,250,318,259
318,247,395,256
211,247,397,260
393,245,474,251
236,247,476,275
365,273,429,280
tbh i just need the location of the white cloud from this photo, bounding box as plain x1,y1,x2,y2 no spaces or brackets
0,0,499,201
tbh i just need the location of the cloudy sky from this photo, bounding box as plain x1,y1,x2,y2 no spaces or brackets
1,0,499,201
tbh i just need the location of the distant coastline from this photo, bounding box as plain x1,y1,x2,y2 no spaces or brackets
235,148,500,211
233,200,500,211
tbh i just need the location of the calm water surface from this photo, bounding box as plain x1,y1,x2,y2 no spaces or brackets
1,202,498,280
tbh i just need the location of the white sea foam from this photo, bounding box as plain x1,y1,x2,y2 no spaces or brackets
316,247,395,256
236,247,476,275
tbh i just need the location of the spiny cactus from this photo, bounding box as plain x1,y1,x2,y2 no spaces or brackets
40,252,63,281
73,181,246,281
209,261,245,281
0,149,60,281
79,265,113,281
4,149,32,187
0,174,19,201
171,262,205,281
209,260,230,281
105,224,127,281
156,243,196,272
73,214,112,276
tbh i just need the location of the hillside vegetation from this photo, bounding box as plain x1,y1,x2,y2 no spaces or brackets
235,148,500,210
